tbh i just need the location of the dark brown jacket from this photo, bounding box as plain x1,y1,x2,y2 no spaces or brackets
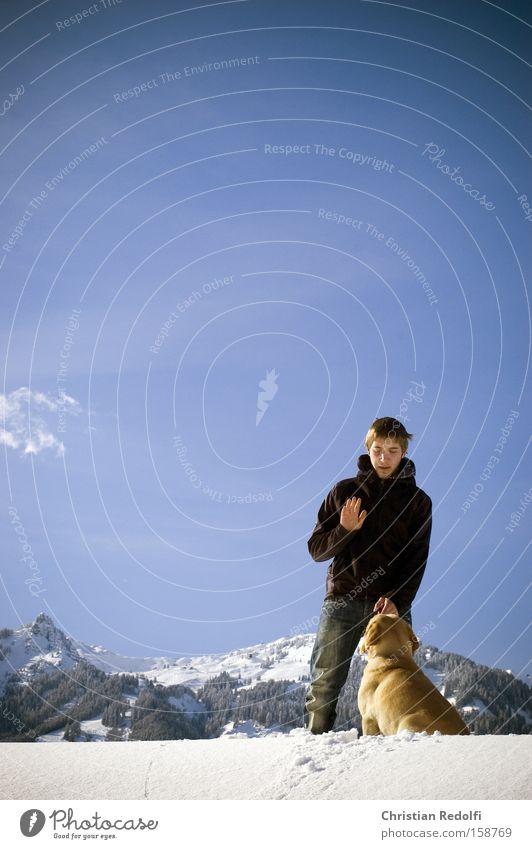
308,454,432,610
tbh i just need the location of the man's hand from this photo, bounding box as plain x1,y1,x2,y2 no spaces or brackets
340,497,368,531
373,596,399,616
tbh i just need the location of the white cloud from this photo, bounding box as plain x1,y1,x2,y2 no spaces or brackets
0,386,81,458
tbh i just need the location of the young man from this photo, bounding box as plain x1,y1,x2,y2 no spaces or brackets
304,417,432,734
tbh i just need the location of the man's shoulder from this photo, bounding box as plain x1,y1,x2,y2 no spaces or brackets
412,486,432,510
322,477,360,502
335,476,360,489
332,476,362,494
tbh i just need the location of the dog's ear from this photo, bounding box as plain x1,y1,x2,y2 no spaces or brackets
359,624,371,654
406,624,420,653
359,628,370,654
359,619,378,653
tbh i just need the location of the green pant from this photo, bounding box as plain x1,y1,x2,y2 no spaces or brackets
304,596,412,734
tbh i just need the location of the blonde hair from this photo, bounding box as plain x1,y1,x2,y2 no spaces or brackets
365,417,414,454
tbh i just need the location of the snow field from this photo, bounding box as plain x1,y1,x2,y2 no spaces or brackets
1,730,530,800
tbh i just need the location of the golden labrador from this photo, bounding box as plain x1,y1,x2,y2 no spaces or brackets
358,614,469,736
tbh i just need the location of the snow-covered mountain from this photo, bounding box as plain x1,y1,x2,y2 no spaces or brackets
1,613,530,743
0,612,315,693
78,633,316,690
0,613,81,692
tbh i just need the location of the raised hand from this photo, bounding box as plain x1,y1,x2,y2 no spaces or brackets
340,496,368,531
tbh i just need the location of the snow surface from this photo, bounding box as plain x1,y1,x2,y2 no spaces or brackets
1,731,530,800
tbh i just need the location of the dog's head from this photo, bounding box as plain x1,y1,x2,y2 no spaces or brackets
359,614,420,658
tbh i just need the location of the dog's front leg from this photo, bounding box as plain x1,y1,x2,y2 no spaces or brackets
361,716,381,736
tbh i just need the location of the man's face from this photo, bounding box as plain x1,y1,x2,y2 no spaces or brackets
368,436,404,479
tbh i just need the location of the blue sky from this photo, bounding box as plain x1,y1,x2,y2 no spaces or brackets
1,0,530,679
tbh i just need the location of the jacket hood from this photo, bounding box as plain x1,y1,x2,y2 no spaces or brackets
356,453,417,482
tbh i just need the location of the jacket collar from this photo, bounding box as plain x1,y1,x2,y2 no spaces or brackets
356,453,416,483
